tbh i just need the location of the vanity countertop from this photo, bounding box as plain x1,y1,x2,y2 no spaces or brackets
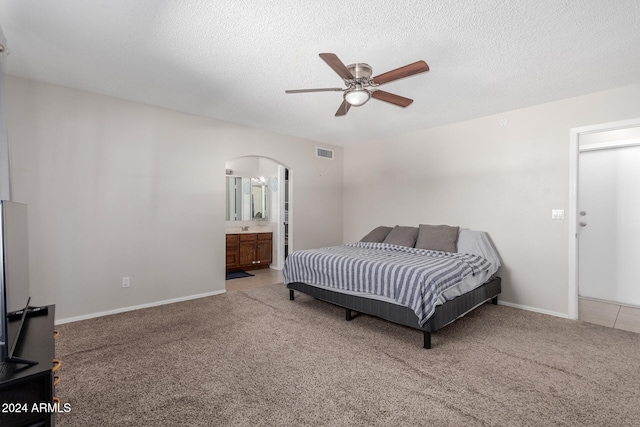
226,227,273,235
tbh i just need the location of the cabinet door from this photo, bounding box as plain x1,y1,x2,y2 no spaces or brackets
226,235,240,269
239,241,256,267
256,235,272,265
226,249,240,269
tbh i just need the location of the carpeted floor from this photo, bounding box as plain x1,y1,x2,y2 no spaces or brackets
54,284,640,426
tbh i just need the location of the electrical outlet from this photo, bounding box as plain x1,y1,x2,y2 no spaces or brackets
122,277,130,288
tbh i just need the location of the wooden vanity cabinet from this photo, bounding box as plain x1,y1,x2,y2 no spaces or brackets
227,232,272,271
226,234,240,270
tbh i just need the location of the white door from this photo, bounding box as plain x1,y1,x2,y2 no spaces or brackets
578,144,640,306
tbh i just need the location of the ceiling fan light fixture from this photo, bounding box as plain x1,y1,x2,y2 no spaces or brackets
286,53,429,116
344,88,370,106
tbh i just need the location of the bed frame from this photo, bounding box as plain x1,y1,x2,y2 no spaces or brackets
287,276,501,349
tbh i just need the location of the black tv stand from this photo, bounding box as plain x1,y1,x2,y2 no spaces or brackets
1,305,56,426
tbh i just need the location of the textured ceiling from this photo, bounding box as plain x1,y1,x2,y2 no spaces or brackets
1,0,639,146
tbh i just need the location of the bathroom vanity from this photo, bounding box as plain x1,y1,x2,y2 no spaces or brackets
226,231,272,272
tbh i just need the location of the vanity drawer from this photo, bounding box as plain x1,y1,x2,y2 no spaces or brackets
239,234,258,242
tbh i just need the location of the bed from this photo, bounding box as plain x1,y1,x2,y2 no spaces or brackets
283,225,502,348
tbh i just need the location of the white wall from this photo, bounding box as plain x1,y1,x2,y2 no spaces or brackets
8,73,638,321
343,83,640,317
0,27,9,200
579,126,640,147
5,76,343,321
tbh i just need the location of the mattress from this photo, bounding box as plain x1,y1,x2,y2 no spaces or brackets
287,229,501,307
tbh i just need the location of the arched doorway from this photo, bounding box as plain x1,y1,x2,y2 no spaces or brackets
224,156,291,289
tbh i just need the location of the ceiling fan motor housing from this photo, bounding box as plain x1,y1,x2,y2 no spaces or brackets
346,63,372,81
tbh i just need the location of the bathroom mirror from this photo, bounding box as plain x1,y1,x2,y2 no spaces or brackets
226,177,268,221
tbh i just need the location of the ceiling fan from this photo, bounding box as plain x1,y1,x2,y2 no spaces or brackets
285,53,429,117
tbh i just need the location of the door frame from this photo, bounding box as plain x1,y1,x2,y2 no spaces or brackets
224,155,292,273
274,165,291,270
568,118,640,319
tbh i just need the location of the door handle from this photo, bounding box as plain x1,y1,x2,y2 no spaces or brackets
579,221,587,227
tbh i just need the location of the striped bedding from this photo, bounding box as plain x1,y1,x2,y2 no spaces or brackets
283,242,493,326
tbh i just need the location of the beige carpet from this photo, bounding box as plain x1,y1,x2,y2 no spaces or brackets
54,284,640,426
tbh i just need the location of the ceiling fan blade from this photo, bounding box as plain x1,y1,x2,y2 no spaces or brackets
335,100,351,116
285,88,343,94
371,60,429,85
371,90,413,107
319,53,354,80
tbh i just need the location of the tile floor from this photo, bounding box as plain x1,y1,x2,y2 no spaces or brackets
579,297,640,333
225,268,284,293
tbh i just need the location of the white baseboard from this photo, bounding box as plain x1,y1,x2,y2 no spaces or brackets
54,290,569,325
55,289,226,325
498,300,569,319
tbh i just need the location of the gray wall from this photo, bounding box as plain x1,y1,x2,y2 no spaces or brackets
343,83,640,317
0,26,9,201
7,72,640,322
5,76,343,321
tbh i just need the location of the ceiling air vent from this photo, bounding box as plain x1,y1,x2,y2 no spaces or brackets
316,147,334,160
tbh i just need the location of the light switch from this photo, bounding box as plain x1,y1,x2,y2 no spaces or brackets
551,209,565,220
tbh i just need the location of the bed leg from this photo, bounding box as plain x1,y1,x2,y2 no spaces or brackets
346,308,353,321
289,289,294,300
423,331,431,349
491,296,498,305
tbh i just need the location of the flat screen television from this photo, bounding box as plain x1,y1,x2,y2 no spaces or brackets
0,200,33,365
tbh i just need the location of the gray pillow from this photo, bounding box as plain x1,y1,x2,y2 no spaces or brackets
382,226,419,247
415,224,460,252
360,226,393,243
